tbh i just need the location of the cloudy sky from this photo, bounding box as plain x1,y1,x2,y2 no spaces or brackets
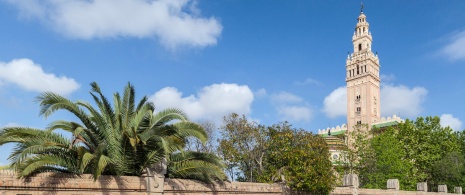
1,0,465,164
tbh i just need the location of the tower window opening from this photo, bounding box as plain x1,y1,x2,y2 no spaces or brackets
356,107,361,112
358,44,362,51
357,65,360,74
357,121,362,125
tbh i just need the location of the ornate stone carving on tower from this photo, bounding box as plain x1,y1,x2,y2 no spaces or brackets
346,9,381,134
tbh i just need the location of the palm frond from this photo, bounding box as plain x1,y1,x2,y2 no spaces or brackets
167,151,226,183
18,155,78,178
95,154,112,179
172,122,208,143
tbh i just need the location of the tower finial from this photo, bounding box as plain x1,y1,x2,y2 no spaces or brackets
360,2,364,13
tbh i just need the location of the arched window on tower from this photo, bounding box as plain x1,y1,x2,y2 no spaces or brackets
357,65,360,74
358,44,362,51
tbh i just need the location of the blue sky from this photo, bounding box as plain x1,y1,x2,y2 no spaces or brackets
1,0,465,165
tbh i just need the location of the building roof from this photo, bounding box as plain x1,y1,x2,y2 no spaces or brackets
321,129,346,138
372,121,400,128
317,115,403,136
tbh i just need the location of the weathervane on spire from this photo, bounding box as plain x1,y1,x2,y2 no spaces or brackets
360,2,364,13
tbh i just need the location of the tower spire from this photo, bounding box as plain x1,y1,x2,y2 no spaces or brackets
360,2,364,13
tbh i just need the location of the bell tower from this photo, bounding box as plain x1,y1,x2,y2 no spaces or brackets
346,7,381,133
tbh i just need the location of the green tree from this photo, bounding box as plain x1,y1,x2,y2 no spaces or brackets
218,115,336,194
0,82,225,182
332,124,372,182
395,116,460,190
186,121,217,154
359,128,415,190
217,113,268,182
349,116,462,191
260,123,335,194
431,151,465,191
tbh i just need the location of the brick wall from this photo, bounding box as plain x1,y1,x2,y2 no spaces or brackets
0,171,459,195
0,170,283,195
0,170,147,195
164,179,282,194
331,188,453,195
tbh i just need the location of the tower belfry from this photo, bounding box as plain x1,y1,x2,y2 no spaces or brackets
346,8,381,133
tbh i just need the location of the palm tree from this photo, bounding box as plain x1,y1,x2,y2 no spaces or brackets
167,151,226,183
0,82,225,182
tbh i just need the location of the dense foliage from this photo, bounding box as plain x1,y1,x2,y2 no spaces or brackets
217,113,268,182
339,116,464,192
0,82,225,183
218,113,335,194
261,123,335,194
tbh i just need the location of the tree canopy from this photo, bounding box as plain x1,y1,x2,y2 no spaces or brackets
0,82,225,183
339,116,464,192
218,113,335,194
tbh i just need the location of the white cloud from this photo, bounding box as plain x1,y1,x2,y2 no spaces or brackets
6,0,222,49
148,83,254,124
254,88,267,98
439,30,465,61
322,84,427,119
381,84,427,118
0,59,80,96
271,91,303,104
277,105,312,122
294,78,321,86
380,74,396,83
270,91,312,122
2,123,20,128
440,114,463,131
322,87,347,118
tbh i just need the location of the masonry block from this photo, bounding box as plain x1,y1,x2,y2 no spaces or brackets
438,185,447,192
342,174,359,188
386,179,399,190
417,182,427,192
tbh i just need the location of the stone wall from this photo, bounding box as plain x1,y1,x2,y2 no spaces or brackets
331,188,456,195
164,179,282,195
0,170,147,195
0,171,462,195
0,170,282,195
330,176,461,195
